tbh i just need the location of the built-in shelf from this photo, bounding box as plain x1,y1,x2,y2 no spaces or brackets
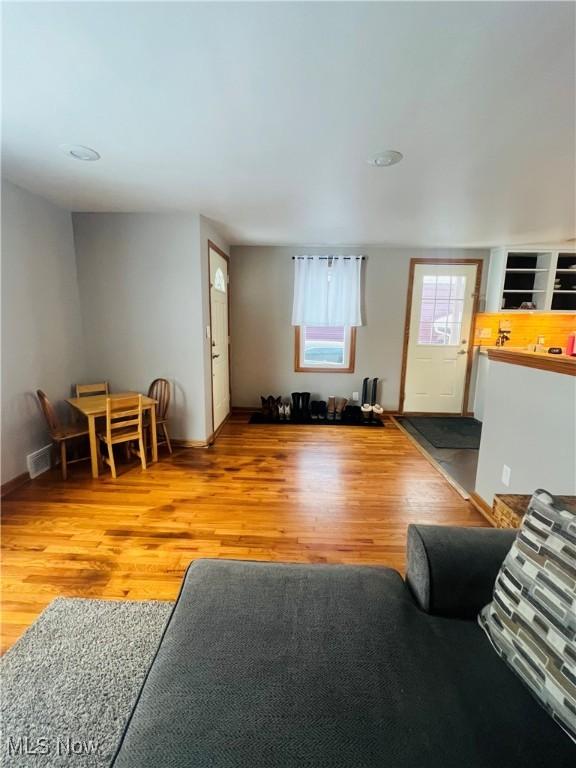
487,247,576,312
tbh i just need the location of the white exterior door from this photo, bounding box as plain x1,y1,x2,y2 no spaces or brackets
403,263,477,413
209,246,230,432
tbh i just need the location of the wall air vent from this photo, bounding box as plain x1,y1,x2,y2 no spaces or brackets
26,444,52,479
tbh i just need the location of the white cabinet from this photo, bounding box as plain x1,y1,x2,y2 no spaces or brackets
486,247,576,312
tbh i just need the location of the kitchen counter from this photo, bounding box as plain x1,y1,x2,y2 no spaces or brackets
484,346,576,376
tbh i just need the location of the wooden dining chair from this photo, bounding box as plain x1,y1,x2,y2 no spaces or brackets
98,395,146,479
75,382,109,398
37,390,89,480
147,378,172,455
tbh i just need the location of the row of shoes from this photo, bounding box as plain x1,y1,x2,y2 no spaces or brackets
292,396,350,420
261,393,384,422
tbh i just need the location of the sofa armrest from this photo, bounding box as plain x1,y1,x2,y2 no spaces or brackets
405,524,517,619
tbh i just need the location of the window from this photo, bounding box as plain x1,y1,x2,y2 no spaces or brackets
213,266,226,293
417,275,466,345
294,325,356,373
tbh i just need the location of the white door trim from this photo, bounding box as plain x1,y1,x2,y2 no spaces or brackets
399,258,482,415
208,240,231,438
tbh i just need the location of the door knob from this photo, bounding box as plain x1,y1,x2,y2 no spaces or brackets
212,353,220,359
457,349,467,355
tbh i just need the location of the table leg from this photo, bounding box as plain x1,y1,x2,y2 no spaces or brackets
88,415,99,479
149,406,158,463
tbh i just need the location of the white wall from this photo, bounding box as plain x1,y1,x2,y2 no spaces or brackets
472,351,490,422
230,245,489,409
1,180,86,483
475,360,576,504
73,213,209,442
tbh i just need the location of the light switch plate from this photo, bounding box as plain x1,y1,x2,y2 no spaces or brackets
501,464,511,486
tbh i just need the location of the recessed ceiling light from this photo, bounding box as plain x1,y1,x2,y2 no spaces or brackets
367,150,403,167
59,144,101,162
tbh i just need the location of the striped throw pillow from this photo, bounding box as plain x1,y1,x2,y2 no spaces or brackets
479,489,576,742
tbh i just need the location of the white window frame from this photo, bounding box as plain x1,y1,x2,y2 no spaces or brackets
294,326,356,373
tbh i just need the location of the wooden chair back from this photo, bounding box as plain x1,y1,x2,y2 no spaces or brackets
76,382,109,398
105,395,143,443
147,378,171,420
37,390,61,436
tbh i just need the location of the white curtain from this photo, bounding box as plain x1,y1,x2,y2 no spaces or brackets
291,255,363,326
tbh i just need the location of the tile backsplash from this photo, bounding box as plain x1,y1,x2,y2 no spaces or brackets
474,313,576,348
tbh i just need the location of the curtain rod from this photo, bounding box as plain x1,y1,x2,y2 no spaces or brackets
291,256,365,260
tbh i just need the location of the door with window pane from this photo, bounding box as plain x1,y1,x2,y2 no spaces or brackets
210,246,230,432
403,263,477,413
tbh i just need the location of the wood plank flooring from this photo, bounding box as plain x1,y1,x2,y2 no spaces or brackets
1,415,486,653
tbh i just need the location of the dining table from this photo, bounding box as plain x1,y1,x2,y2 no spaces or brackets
66,392,158,479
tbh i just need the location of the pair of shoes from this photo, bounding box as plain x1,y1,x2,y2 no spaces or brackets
327,396,348,420
310,400,327,419
261,395,281,420
335,397,348,420
361,403,384,414
291,392,311,419
361,377,380,407
278,403,292,420
360,403,384,423
342,404,362,423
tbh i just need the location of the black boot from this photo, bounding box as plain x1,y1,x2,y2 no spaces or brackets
361,377,369,406
371,378,378,406
291,392,301,420
300,392,311,420
269,396,281,421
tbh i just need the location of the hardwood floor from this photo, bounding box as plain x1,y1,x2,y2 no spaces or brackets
1,415,486,653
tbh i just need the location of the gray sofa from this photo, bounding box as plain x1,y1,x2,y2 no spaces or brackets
111,525,575,767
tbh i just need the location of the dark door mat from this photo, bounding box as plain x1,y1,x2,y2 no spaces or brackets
249,413,384,427
398,416,481,449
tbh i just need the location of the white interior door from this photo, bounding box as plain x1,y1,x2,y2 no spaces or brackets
403,263,477,413
209,246,230,431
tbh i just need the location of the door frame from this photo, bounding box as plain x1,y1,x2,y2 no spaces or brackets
399,258,483,416
207,240,231,441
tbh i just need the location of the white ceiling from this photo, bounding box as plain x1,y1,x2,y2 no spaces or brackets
2,1,575,246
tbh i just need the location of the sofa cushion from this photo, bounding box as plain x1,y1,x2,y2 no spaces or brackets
112,559,576,767
479,490,576,742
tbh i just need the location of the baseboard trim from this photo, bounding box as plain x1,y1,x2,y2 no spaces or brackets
469,491,495,526
208,413,230,444
390,416,470,500
172,439,211,449
1,471,30,498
